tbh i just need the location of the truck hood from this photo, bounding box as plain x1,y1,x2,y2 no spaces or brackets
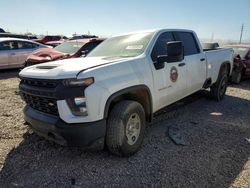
19,56,129,79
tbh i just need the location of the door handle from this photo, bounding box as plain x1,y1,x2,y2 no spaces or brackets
10,53,16,55
178,63,186,67
200,58,205,61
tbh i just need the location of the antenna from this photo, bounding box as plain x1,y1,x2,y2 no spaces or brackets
239,24,244,44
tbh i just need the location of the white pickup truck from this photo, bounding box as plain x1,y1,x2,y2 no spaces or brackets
19,29,233,156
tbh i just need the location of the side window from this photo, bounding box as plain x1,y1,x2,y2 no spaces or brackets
151,32,175,62
32,43,39,48
83,42,99,54
50,36,61,41
9,41,18,50
0,41,11,50
18,41,37,49
176,32,199,56
24,42,35,49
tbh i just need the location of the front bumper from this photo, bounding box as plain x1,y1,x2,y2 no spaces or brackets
24,105,106,148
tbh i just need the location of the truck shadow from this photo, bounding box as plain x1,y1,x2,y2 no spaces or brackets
0,94,250,187
0,69,20,80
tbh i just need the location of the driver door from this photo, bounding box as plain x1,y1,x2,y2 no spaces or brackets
151,32,187,110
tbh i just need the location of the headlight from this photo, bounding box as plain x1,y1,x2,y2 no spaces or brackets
63,77,94,87
67,97,88,116
64,77,94,116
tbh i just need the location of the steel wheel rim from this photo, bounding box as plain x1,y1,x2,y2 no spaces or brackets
126,113,141,145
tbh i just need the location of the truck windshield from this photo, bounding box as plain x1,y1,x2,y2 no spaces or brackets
233,47,249,59
54,41,85,54
87,32,154,58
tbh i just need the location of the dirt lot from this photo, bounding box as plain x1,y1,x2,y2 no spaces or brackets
0,69,249,188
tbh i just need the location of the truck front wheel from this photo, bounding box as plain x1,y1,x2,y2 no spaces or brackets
210,74,228,101
106,100,145,157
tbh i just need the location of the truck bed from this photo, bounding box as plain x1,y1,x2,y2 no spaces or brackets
205,47,233,83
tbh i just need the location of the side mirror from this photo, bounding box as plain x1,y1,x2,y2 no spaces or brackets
167,41,184,62
154,41,184,70
154,56,167,70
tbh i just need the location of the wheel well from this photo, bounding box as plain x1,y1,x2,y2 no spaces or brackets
104,86,153,122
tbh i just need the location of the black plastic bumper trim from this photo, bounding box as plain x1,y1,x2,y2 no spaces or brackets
24,105,106,147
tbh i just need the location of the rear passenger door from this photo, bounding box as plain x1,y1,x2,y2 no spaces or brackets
174,31,206,94
7,41,21,68
3,41,22,68
16,41,39,66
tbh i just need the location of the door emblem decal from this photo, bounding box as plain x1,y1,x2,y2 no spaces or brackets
170,66,178,82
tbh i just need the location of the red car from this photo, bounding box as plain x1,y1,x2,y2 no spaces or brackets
228,45,250,83
25,38,105,66
34,35,62,44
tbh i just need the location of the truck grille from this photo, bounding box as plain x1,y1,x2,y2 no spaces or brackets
22,93,59,115
21,78,59,88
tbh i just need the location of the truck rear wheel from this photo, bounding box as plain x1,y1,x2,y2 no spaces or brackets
210,73,228,101
106,100,145,157
231,71,242,84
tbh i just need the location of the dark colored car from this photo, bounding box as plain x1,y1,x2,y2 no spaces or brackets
0,33,29,39
227,45,250,83
69,34,98,40
27,35,38,40
25,38,105,66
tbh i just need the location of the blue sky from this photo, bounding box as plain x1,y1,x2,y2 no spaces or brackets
0,0,250,41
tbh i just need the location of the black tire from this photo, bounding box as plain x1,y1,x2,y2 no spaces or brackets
210,73,228,101
231,71,242,84
106,100,145,157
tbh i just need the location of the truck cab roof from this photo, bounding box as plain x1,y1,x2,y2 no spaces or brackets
113,28,195,37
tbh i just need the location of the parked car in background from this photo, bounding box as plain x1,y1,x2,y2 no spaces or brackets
226,45,250,83
34,35,63,46
25,38,105,66
0,28,5,33
202,42,219,51
0,33,29,39
45,40,64,47
0,38,49,70
27,35,38,40
69,34,98,40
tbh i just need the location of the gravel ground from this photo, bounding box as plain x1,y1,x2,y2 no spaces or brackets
0,69,249,188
